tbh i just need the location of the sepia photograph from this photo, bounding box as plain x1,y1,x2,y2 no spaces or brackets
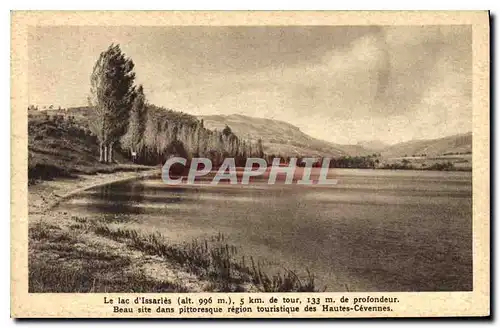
11,11,490,318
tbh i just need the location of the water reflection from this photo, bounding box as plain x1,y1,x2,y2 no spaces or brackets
66,180,195,216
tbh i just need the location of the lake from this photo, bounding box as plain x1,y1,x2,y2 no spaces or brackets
58,168,472,292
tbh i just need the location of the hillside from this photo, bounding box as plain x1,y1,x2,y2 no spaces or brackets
199,114,371,157
28,110,149,183
50,109,373,158
357,140,389,152
382,132,472,158
30,106,472,172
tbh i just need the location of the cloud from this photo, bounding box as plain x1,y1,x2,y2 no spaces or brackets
28,25,472,144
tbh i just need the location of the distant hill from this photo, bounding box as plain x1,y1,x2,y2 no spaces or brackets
199,114,371,157
357,140,389,152
381,132,472,158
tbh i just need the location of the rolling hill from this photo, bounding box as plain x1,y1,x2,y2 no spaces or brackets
199,114,371,157
38,107,472,160
381,132,472,158
199,114,472,162
357,140,389,152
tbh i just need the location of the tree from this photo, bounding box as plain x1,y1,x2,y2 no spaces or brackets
121,85,147,159
88,44,136,163
256,139,264,158
222,125,232,137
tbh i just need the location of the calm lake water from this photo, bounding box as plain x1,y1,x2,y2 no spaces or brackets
58,169,472,292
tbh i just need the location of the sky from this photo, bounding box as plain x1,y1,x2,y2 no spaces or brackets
28,25,472,145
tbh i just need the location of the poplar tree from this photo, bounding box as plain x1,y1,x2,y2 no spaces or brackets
89,44,136,163
121,85,147,158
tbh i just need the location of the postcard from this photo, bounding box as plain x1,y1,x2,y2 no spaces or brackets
11,10,490,318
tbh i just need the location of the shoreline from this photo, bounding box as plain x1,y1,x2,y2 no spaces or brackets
29,165,161,214
28,166,219,293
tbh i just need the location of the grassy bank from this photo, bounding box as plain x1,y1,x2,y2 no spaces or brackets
28,109,157,184
29,214,318,292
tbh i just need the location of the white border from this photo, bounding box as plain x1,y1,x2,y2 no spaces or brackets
4,1,496,327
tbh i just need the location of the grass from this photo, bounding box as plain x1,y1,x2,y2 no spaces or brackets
28,221,187,293
29,217,319,293
92,224,317,292
29,260,186,293
29,221,62,240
